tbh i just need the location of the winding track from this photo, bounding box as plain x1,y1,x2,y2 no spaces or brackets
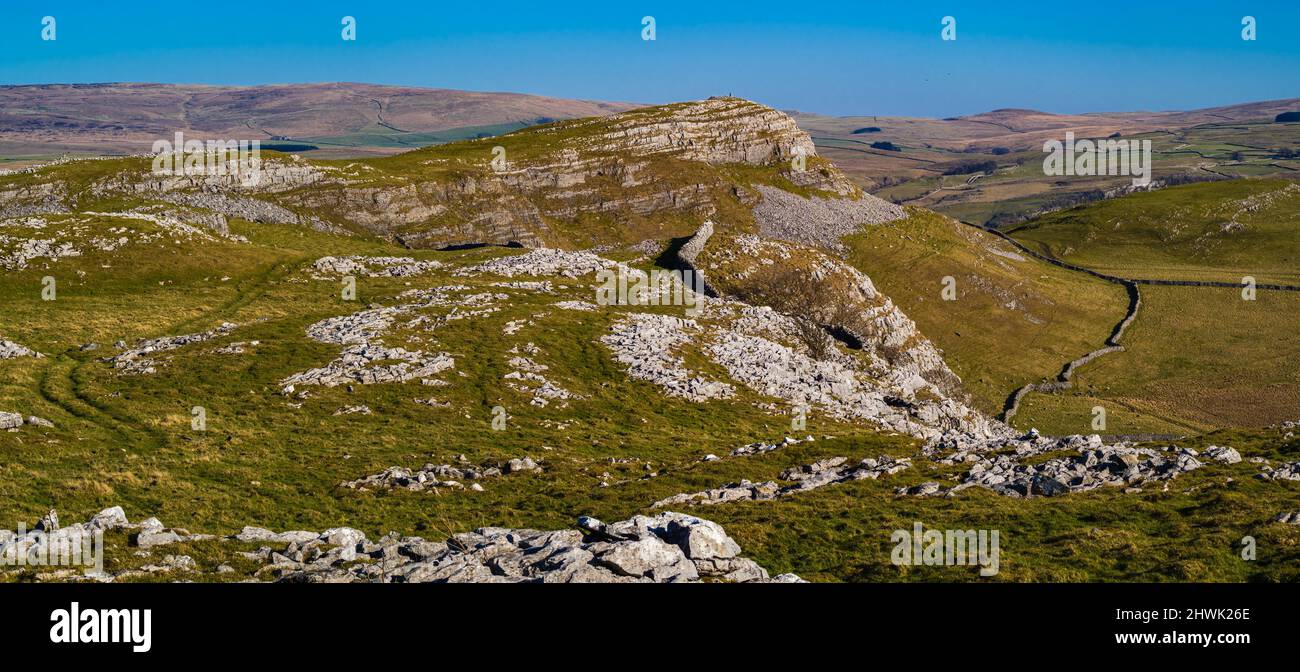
34,255,305,454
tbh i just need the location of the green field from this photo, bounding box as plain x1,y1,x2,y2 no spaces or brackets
1014,286,1300,435
1007,179,1300,285
841,198,1300,438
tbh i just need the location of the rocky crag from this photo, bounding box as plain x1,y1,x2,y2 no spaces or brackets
8,98,864,249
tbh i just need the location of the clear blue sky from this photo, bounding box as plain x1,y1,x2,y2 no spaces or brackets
2,1,1297,117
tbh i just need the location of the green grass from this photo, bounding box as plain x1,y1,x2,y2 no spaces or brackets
838,199,1300,437
1007,179,1300,284
842,208,1129,420
4,208,1297,582
1015,286,1300,435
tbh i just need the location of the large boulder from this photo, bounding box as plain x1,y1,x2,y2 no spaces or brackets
89,506,129,530
592,536,698,582
657,513,742,565
1204,446,1242,464
0,412,23,430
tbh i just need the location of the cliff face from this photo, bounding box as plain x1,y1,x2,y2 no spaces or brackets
62,97,855,249
585,97,817,164
292,97,849,248
686,226,969,398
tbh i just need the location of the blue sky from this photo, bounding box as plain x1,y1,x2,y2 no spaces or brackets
1,1,1297,117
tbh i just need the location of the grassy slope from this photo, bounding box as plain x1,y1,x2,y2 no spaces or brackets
842,208,1129,421
840,196,1300,436
3,119,1299,582
1016,286,1300,435
1007,178,1300,284
986,179,1300,434
3,205,1297,582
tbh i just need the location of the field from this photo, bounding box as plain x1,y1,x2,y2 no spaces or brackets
842,199,1300,438
796,105,1300,228
1014,286,1300,436
0,82,634,159
1007,179,1300,285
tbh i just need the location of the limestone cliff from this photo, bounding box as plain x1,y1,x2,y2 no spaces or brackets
61,97,857,249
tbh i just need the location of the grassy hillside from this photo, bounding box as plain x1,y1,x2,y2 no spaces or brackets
842,208,1129,420
2,210,1297,582
6,98,845,250
1007,179,1300,284
4,102,1300,583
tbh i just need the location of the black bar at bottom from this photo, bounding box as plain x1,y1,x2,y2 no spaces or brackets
0,582,1290,660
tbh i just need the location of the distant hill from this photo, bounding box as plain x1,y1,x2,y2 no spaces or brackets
794,98,1300,226
0,82,636,161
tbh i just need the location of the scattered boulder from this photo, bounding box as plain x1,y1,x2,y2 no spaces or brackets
921,434,1205,498
1204,446,1242,464
0,412,53,430
1258,461,1300,481
36,509,59,532
504,457,540,474
1274,511,1300,525
732,435,814,457
276,511,794,584
139,554,197,573
3,507,793,584
456,248,615,279
89,506,129,531
0,339,42,359
0,412,23,430
341,456,541,492
654,455,910,507
897,481,943,497
601,313,735,402
313,255,442,278
233,527,318,544
134,528,184,548
105,322,238,375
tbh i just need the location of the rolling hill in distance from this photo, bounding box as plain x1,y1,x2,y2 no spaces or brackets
12,81,1292,230
0,82,637,162
794,98,1300,226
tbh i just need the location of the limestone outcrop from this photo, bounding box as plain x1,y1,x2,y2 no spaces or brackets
1,507,798,584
